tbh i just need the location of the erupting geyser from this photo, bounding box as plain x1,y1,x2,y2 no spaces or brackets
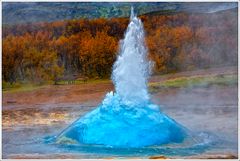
56,7,187,148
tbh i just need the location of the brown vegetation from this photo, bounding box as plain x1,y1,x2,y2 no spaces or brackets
2,9,237,84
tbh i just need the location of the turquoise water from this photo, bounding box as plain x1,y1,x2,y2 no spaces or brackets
55,92,187,148
3,117,236,159
44,130,218,158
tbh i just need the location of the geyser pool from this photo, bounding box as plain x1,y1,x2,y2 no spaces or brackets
55,7,187,148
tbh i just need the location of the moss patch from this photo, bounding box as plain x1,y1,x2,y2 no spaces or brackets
149,74,237,93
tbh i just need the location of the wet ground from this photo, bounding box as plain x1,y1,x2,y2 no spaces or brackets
2,67,238,159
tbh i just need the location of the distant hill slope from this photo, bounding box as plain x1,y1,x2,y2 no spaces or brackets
2,2,237,25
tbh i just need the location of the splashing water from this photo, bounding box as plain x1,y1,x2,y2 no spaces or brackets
112,7,151,105
55,7,187,148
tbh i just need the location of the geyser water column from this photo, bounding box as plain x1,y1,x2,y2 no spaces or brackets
112,7,150,105
56,7,187,148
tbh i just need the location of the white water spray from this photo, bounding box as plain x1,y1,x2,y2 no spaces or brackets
112,7,151,104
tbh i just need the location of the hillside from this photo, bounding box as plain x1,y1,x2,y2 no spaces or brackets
2,2,237,25
2,5,237,84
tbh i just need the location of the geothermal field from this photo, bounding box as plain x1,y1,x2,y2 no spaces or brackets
3,66,237,159
2,2,238,159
